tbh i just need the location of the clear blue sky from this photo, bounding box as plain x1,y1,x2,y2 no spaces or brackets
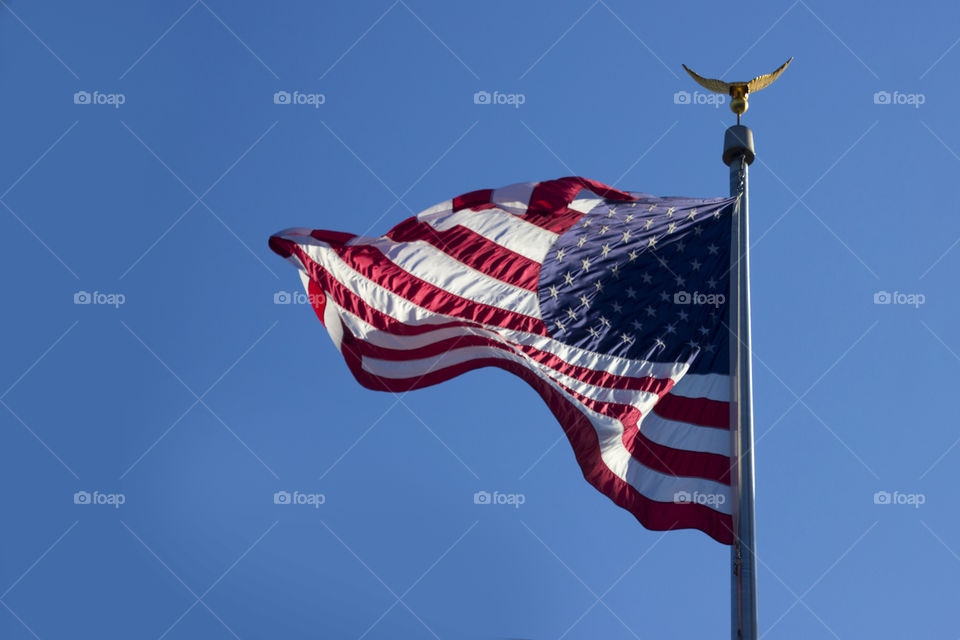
2,1,958,638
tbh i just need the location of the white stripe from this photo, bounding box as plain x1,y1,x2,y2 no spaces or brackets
640,410,729,456
670,373,730,402
491,181,535,214
299,236,541,318
417,206,557,263
569,197,604,214
359,342,661,411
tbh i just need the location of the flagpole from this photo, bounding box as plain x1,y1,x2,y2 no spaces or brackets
724,124,758,640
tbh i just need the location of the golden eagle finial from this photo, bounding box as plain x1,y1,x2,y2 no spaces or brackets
682,57,792,123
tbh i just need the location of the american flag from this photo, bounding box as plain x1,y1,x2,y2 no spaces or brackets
270,177,738,543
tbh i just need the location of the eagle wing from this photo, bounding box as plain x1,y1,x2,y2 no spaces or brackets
682,65,730,94
747,57,793,93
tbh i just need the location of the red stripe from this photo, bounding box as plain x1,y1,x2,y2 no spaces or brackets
655,393,729,429
452,189,493,212
385,217,540,291
551,382,730,485
522,177,637,233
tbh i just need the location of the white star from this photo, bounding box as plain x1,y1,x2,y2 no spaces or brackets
577,236,588,248
626,286,637,298
580,257,592,272
611,301,623,312
641,272,653,284
707,278,718,289
648,237,658,248
654,338,666,349
645,305,657,317
666,323,677,334
578,294,591,308
582,218,592,227
667,222,677,234
610,264,621,278
607,208,615,217
556,319,567,332
621,230,631,243
564,272,575,286
587,326,601,338
600,244,612,257
666,207,675,216
707,243,719,255
600,225,610,235
555,248,566,262
648,204,656,212
690,259,702,271
625,214,635,222
620,333,634,344
599,316,611,327
549,286,559,299
631,319,643,330
713,209,722,219
594,280,604,292
688,209,697,220
628,250,640,262
645,219,654,229
566,308,578,321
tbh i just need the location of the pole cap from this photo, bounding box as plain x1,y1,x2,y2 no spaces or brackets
723,125,755,166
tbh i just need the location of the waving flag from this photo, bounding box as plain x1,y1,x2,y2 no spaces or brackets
270,177,738,543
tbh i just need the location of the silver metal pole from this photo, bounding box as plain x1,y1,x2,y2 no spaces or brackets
723,124,758,640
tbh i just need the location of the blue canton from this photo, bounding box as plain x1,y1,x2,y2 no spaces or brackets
537,195,737,376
